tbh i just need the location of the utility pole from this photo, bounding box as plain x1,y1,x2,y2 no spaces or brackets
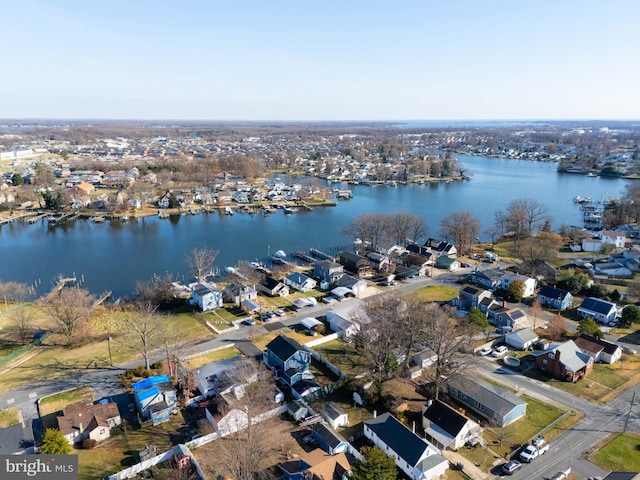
107,335,113,367
624,390,636,433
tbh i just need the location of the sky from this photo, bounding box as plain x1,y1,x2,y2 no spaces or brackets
1,0,639,121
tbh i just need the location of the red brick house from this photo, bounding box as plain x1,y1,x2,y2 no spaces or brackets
534,340,594,382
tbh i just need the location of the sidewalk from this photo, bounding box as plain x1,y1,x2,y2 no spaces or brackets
441,450,495,480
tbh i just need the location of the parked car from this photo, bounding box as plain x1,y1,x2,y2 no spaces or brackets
550,468,571,480
501,460,521,475
496,326,513,334
478,346,493,356
491,345,508,357
244,318,256,326
275,309,285,316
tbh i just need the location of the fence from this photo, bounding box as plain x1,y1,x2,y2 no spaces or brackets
0,332,49,368
304,332,339,348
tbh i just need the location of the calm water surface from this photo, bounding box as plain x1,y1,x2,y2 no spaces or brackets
0,155,631,297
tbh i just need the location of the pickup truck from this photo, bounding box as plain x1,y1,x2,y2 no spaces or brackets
519,437,550,462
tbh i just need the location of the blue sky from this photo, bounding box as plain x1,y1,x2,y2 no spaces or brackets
1,0,639,120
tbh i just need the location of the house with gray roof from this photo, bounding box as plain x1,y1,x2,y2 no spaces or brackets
453,284,493,310
313,260,344,284
312,422,350,455
284,272,317,292
505,328,539,350
363,412,449,480
323,401,348,429
471,268,504,290
534,340,594,382
196,356,246,398
577,297,618,324
445,375,527,427
190,282,222,311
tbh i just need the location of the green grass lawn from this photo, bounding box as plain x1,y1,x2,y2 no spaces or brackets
39,386,94,416
406,285,459,303
482,394,570,458
590,432,640,472
185,346,241,369
312,339,367,376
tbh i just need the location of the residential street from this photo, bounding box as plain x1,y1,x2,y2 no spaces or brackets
1,266,638,480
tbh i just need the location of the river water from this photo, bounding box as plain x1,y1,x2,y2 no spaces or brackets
0,154,632,298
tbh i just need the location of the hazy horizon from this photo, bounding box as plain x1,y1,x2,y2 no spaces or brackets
2,1,639,121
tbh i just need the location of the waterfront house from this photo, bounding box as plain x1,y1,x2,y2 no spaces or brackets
222,282,258,306
445,375,527,427
190,282,223,311
574,333,622,364
158,193,171,209
338,251,373,276
366,251,391,271
363,412,449,480
402,252,433,276
504,328,539,350
57,400,121,445
257,275,290,297
312,422,350,455
132,375,178,425
422,399,483,451
537,285,573,311
284,272,317,292
576,297,618,324
425,238,457,257
600,230,627,249
534,340,594,382
313,260,345,284
278,449,351,480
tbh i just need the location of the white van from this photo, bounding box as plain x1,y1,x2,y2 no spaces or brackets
492,345,508,357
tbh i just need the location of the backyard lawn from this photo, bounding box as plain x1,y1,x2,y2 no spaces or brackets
39,386,94,416
312,339,367,376
184,346,241,369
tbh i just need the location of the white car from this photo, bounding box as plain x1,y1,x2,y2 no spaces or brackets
478,346,492,356
491,345,508,357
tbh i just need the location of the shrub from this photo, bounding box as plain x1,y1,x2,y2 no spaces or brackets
81,438,97,449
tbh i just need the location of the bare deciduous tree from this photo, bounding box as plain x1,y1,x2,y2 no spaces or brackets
122,302,163,370
0,281,33,303
440,210,480,255
343,213,390,252
506,198,549,242
41,288,95,344
420,304,474,399
9,308,37,344
186,247,219,282
212,358,282,480
388,212,427,246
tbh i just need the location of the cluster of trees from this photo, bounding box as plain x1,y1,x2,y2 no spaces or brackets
343,212,427,251
353,298,479,399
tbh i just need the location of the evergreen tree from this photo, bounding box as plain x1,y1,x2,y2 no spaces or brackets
351,446,397,480
41,428,72,454
577,317,603,339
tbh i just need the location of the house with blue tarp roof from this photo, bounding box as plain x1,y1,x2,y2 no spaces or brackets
132,375,177,425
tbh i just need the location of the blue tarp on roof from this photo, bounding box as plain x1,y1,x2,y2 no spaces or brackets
135,386,160,402
132,375,171,392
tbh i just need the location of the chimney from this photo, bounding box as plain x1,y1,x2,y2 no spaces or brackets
79,422,83,432
412,421,415,433
503,300,506,308
373,410,377,418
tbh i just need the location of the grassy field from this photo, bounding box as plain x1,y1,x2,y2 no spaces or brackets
0,407,20,428
589,432,640,472
39,386,94,416
250,328,314,351
184,346,241,369
406,285,459,303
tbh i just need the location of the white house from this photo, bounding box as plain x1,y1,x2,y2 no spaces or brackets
190,283,223,311
575,334,623,364
284,272,317,292
576,297,618,324
600,230,627,249
323,401,349,429
422,399,483,450
363,413,448,480
505,328,539,350
500,273,536,298
326,312,360,340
